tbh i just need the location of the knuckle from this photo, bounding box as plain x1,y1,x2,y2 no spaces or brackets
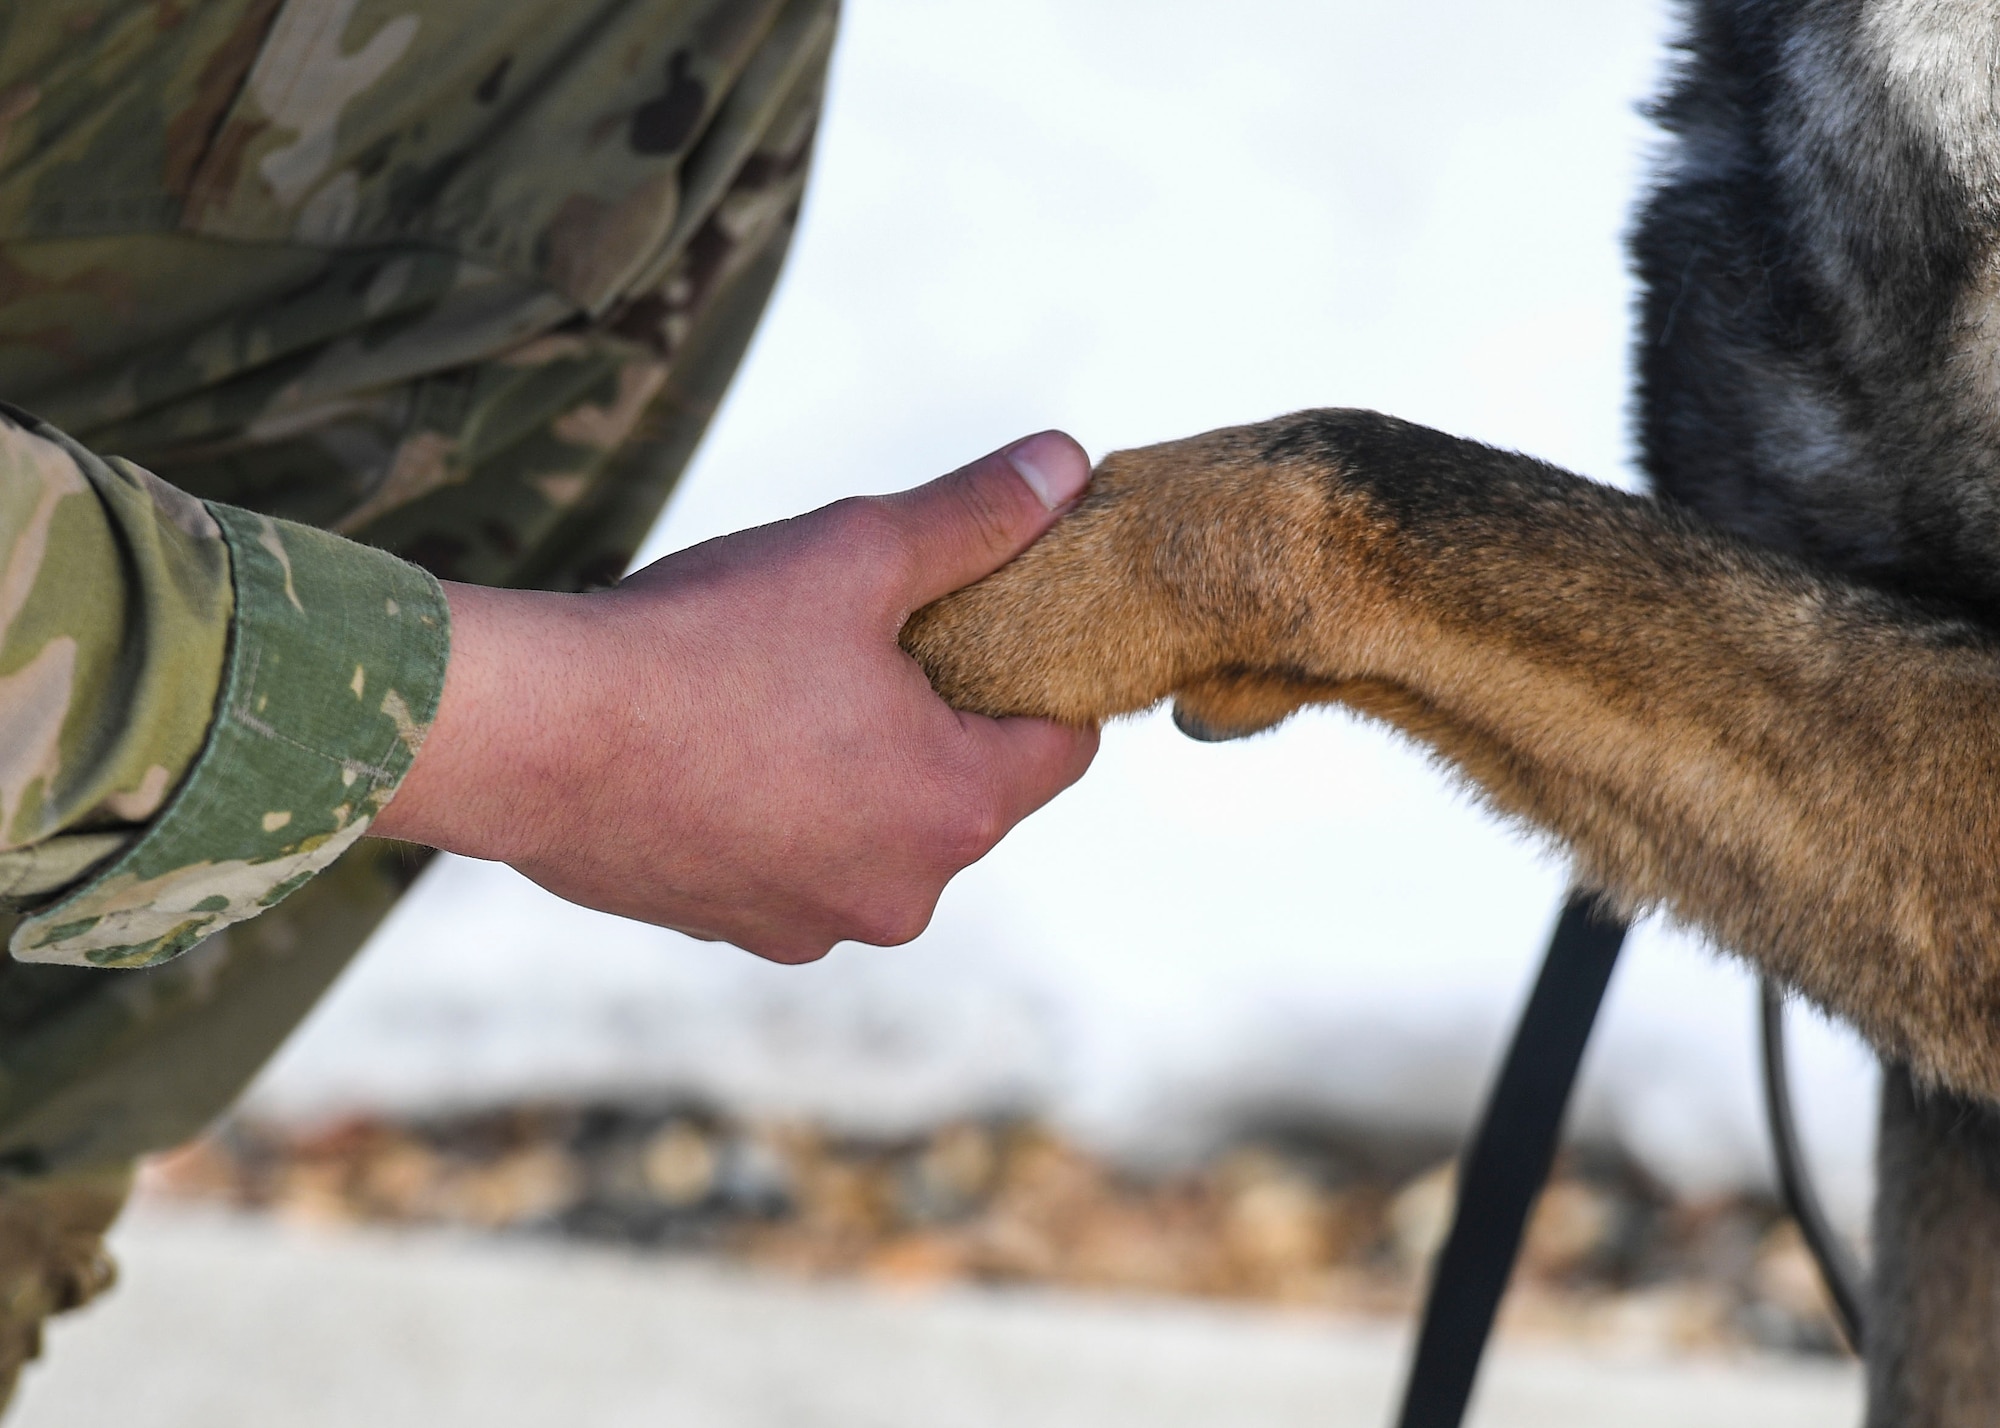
970,797,1009,856
947,477,1022,561
824,497,917,596
825,497,902,560
849,897,931,947
937,789,1007,866
756,936,834,966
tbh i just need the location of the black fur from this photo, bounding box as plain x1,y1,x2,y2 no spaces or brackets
1636,0,2000,616
1635,4,2000,1418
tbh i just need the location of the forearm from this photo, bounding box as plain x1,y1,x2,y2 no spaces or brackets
904,409,2000,1097
0,404,450,969
0,409,230,889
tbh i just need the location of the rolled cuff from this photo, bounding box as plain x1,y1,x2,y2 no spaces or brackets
9,505,449,968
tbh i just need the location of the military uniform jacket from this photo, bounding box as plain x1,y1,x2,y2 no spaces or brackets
0,0,836,968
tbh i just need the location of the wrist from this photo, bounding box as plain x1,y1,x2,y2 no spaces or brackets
370,581,604,862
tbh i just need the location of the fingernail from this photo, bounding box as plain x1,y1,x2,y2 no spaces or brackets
1005,431,1091,511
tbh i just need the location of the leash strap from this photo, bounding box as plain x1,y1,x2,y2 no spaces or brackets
1758,979,1866,1351
1392,891,1628,1428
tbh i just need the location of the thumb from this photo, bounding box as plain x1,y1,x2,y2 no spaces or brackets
884,430,1092,607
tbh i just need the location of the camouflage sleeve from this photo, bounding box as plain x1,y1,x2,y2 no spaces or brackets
0,404,449,969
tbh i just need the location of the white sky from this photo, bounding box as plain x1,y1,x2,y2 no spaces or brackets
252,0,1881,1229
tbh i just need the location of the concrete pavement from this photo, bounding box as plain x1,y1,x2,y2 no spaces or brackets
11,1208,1860,1428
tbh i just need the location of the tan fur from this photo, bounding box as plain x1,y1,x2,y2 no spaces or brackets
902,409,2000,1103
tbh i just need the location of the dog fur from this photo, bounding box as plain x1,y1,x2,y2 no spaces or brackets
903,2,2000,1420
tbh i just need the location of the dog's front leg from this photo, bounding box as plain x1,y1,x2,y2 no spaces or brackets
902,407,2000,1103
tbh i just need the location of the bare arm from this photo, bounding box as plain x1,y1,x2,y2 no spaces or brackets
372,432,1098,964
903,409,2000,1098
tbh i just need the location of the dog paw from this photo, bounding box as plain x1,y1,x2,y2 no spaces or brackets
898,471,1177,725
902,412,1374,729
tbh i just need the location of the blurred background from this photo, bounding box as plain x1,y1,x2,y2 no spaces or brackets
34,1,1886,1419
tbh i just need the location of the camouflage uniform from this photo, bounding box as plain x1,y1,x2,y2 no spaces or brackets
0,0,834,1402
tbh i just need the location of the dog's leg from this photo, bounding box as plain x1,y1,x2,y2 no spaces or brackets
1868,1070,2000,1427
902,408,2000,1103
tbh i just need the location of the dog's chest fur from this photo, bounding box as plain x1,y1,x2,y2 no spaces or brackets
1639,5,2000,1419
1638,0,2000,619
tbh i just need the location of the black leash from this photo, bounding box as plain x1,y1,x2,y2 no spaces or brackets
1393,891,1627,1428
1759,979,1866,1351
1391,903,1867,1428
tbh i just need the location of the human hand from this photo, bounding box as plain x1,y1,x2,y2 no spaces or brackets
370,432,1100,962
